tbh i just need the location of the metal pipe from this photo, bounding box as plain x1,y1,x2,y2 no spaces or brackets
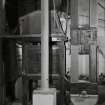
0,0,5,104
41,0,49,89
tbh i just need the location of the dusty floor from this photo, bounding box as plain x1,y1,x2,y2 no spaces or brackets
7,94,98,105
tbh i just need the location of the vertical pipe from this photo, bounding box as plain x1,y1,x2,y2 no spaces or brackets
0,0,5,104
89,0,90,27
41,0,49,89
96,47,99,82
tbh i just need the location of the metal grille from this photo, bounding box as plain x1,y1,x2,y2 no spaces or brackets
23,44,65,75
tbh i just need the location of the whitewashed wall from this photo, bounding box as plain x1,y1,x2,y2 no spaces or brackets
66,53,89,76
